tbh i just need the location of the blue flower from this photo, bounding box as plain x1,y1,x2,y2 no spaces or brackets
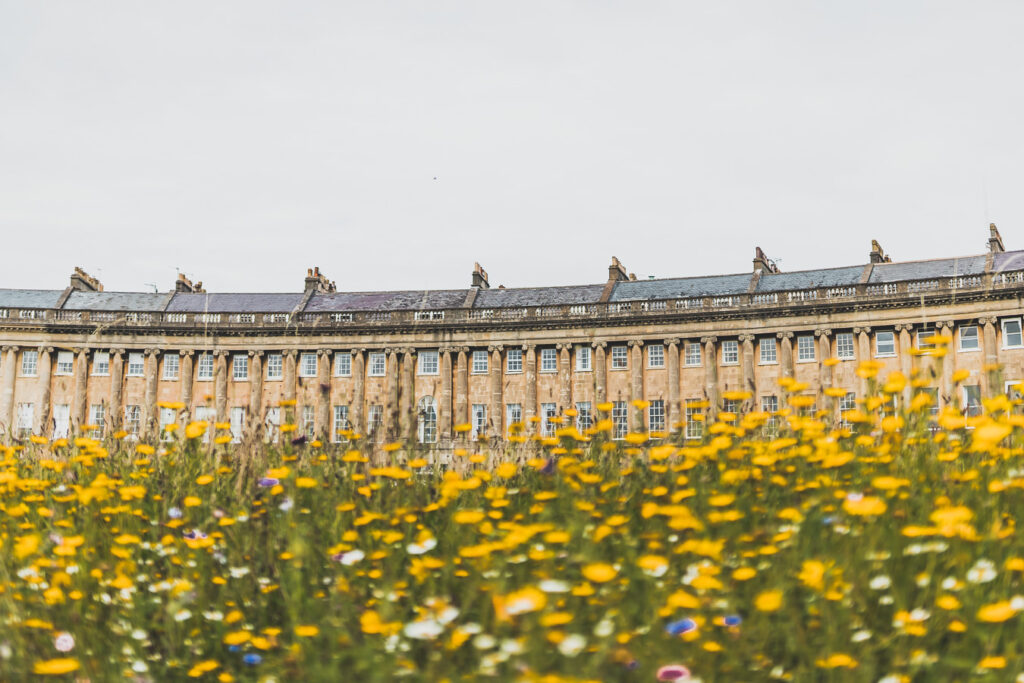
665,618,698,635
258,477,279,488
723,615,742,627
243,653,262,666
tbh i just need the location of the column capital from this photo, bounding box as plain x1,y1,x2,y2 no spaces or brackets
438,346,454,355
353,347,367,355
591,340,607,349
554,342,570,351
814,328,832,337
2,345,19,353
977,316,997,326
487,344,503,353
247,349,265,357
403,347,417,356
37,345,54,354
738,334,755,343
701,336,718,344
627,339,644,348
775,331,793,340
317,348,333,357
939,320,955,331
893,323,913,332
144,348,160,356
282,349,298,358
178,349,195,357
852,326,872,335
521,343,536,352
213,350,229,358
664,338,680,346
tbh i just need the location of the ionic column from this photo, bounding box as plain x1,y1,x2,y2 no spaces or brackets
895,324,913,404
665,338,681,431
853,327,871,398
179,350,195,421
980,317,999,398
143,349,159,435
110,348,125,431
72,348,88,431
316,349,332,439
593,342,608,404
628,340,644,431
400,349,416,441
702,337,719,420
352,349,366,434
455,348,469,427
214,351,228,423
524,344,537,431
440,348,453,440
556,343,572,412
385,349,400,439
815,329,832,393
938,321,955,406
489,345,503,438
248,351,264,425
1,346,19,437
739,334,756,410
283,350,298,402
32,347,54,435
777,332,795,379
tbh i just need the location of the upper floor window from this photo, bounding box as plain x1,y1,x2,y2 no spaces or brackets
958,325,979,351
506,348,523,374
916,327,936,350
472,350,488,374
797,335,815,362
334,353,352,376
92,351,109,376
369,352,386,376
163,354,180,380
55,351,74,375
684,342,701,367
647,344,665,369
611,346,628,370
266,354,283,380
1002,318,1023,349
875,331,896,357
127,352,145,377
540,348,557,373
197,353,214,380
760,338,777,364
418,350,439,375
20,350,39,376
299,353,317,378
836,332,855,360
233,354,249,381
721,340,739,365
576,346,592,371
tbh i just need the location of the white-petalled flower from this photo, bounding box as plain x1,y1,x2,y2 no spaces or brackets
967,559,997,584
473,634,496,650
869,575,891,590
338,549,365,566
229,567,250,578
407,537,437,555
851,630,872,642
54,633,74,652
403,619,444,640
173,609,192,622
557,634,587,657
539,579,570,593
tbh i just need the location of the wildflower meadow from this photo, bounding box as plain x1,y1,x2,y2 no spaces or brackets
3,341,1024,681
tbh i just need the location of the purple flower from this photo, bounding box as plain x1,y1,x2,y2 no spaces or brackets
168,507,183,519
656,665,691,681
258,477,279,488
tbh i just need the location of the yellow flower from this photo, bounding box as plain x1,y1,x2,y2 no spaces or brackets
842,496,887,516
295,624,320,637
581,563,618,583
754,590,783,612
732,567,757,581
14,534,40,559
295,477,317,488
196,475,214,485
496,462,517,478
185,422,207,439
976,601,1016,623
815,653,857,669
978,656,1006,669
223,631,251,645
33,658,80,675
453,510,486,524
136,444,155,455
798,560,826,591
184,496,202,507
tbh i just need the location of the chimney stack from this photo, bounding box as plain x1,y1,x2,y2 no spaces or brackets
70,267,103,292
471,262,490,289
608,256,630,283
304,266,336,294
870,240,891,264
175,273,205,293
989,223,1005,253
753,247,780,274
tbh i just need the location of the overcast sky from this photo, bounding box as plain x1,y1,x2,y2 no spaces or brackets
2,1,1023,293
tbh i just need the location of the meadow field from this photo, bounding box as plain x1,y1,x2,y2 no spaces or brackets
2,349,1024,681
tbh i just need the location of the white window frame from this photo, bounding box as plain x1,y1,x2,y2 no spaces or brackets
962,384,982,417
506,349,523,374
19,350,38,377
648,399,665,432
232,354,249,381
124,405,142,436
540,348,557,373
334,353,352,377
126,352,145,377
159,407,176,441
575,402,593,432
417,396,438,444
576,346,592,372
92,351,110,376
332,405,349,443
647,344,665,369
541,402,557,436
612,401,628,439
417,350,439,376
759,338,777,364
958,325,979,352
796,335,815,363
1002,318,1023,349
16,402,34,436
471,404,487,438
52,404,70,439
916,327,936,350
369,352,387,377
197,353,215,380
299,353,318,378
684,342,701,367
836,332,855,360
875,331,896,358
302,405,315,438
265,407,280,444
367,405,383,436
230,407,245,443
721,340,739,365
265,354,283,381
611,346,628,370
684,400,703,440
471,351,488,374
505,403,522,429
162,354,180,380
88,404,105,436
55,351,74,376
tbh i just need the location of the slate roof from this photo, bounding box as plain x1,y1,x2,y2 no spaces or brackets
609,273,754,301
306,290,469,312
756,265,864,292
993,250,1024,274
474,285,604,308
868,255,988,283
63,291,167,311
165,293,305,313
0,289,64,309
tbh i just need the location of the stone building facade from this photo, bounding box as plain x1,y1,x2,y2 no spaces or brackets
1,227,1023,450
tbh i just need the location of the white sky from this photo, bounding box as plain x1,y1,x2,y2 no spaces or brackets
2,1,1023,293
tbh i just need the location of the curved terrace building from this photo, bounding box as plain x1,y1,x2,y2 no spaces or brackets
1,225,1023,449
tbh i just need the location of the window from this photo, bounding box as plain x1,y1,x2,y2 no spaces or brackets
127,352,145,377
160,407,176,440
17,403,33,437
760,339,777,364
194,407,215,443
648,399,665,432
541,403,557,436
418,397,438,443
761,395,779,437
797,335,815,362
959,325,979,351
684,342,701,367
540,349,557,373
265,407,280,443
506,349,523,373
163,354,179,380
647,344,665,368
472,351,488,374
92,351,110,376
300,353,317,378
20,350,38,376
52,404,70,439
418,350,438,375
332,406,349,442
89,404,105,437
369,353,386,377
197,353,214,380
685,400,703,440
506,403,522,430
575,402,593,432
611,346,628,369
916,327,936,350
367,405,383,436
576,346,592,371
839,392,857,429
233,355,248,381
722,398,741,414
55,351,74,375
722,340,739,365
230,407,245,443
302,405,315,438
1002,318,1023,348
266,354,283,380
836,332,855,360
875,331,896,357
471,404,487,439
963,385,982,417
334,353,352,376
124,405,141,436
612,401,628,440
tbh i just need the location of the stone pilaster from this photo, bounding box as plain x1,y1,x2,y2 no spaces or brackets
556,343,571,412
385,349,399,439
352,349,366,435
248,350,264,423
628,340,644,431
283,350,298,402
938,321,955,406
489,345,503,438
143,348,159,435
592,341,607,405
524,344,537,431
980,317,999,398
400,348,416,441
777,332,794,379
179,350,195,421
815,329,832,392
895,324,913,403
33,347,54,435
72,348,88,430
110,348,125,431
1,346,19,437
440,347,453,441
317,349,332,440
853,327,871,397
455,348,469,427
739,334,756,410
702,337,718,420
214,350,228,423
665,338,680,431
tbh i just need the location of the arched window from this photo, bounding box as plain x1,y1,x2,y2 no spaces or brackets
418,396,438,444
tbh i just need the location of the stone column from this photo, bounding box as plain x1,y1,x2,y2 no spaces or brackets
440,347,453,441
980,317,999,398
593,342,608,405
628,340,644,431
854,327,871,398
214,351,228,423
352,349,365,435
739,334,756,410
385,349,399,439
557,343,572,412
109,348,125,431
316,349,332,440
179,350,195,421
143,349,159,435
524,344,537,431
400,349,416,441
815,329,832,392
489,345,503,438
455,348,469,427
283,350,298,402
248,350,264,426
665,338,680,431
938,321,955,406
72,348,88,431
895,324,913,404
702,337,719,420
32,347,53,435
778,332,795,379
1,346,19,437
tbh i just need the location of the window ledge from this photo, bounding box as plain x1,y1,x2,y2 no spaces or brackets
759,361,778,366
874,353,897,359
1002,345,1024,350
505,370,523,375
796,359,816,364
576,368,593,373
647,365,665,370
957,348,981,353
